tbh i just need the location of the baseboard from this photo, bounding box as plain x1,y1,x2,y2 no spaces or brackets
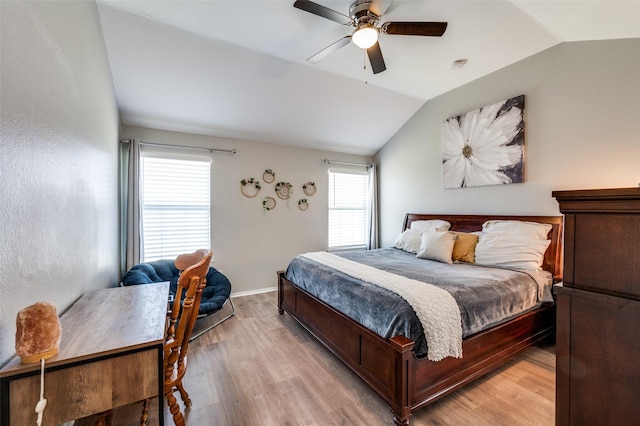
231,287,277,298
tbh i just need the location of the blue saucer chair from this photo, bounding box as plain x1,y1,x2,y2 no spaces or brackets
122,258,234,340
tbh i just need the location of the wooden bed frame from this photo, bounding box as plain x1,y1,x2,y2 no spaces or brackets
277,214,563,425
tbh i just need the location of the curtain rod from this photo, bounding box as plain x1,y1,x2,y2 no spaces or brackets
323,159,372,168
120,139,237,155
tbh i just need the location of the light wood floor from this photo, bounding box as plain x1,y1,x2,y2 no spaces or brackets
80,291,555,426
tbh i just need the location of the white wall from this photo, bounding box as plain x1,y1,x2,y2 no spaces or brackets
123,126,372,295
0,1,120,363
376,38,640,247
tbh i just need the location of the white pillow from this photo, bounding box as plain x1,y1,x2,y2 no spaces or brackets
416,231,456,264
481,220,552,240
475,234,551,272
410,219,451,233
393,229,423,254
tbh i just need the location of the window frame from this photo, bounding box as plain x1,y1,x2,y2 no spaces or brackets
327,168,370,251
139,147,212,262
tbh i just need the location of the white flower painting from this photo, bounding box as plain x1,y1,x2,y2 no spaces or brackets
442,95,524,188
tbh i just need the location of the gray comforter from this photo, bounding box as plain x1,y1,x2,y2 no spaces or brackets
285,247,553,359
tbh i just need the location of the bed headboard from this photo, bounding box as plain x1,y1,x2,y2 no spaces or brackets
402,213,563,281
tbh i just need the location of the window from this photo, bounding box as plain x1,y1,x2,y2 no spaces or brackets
140,154,211,262
328,170,369,249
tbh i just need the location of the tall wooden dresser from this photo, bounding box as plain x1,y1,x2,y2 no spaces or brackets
552,187,640,426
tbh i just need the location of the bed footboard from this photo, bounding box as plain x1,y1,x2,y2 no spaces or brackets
278,271,413,417
277,270,555,425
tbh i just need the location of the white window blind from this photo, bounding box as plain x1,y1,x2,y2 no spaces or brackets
328,170,369,249
141,155,211,262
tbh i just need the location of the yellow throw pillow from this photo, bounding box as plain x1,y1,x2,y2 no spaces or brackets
452,232,479,263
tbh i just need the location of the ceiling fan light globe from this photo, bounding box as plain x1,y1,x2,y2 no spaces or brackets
352,25,378,49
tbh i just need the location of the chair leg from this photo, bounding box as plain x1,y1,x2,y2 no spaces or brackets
140,398,150,426
166,389,185,426
95,410,112,426
190,297,236,341
176,381,192,407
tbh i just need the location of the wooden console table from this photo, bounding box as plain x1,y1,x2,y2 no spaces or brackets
0,282,169,425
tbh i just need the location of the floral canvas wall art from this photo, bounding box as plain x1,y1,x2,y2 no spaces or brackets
442,95,525,188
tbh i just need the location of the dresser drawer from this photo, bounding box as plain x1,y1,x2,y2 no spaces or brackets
562,213,640,298
554,187,640,299
555,286,640,425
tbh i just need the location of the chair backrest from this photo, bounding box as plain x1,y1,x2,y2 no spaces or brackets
164,249,212,372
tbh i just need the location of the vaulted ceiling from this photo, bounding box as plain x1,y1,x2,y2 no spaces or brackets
96,1,640,155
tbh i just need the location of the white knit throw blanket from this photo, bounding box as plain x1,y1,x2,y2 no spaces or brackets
302,252,463,361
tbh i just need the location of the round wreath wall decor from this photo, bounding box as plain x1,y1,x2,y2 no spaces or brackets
302,181,316,196
262,169,275,184
275,181,293,200
263,196,276,212
240,178,261,198
298,199,309,211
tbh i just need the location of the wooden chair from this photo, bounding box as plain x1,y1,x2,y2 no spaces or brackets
141,249,212,426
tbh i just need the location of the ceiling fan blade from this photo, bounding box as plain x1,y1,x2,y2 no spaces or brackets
307,36,352,64
366,42,386,74
381,22,448,37
293,0,353,25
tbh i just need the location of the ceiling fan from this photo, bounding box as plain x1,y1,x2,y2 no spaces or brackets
293,0,448,74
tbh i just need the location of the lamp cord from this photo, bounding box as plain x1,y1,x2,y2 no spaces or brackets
35,358,47,426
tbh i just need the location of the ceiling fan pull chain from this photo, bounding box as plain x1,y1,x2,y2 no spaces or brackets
363,51,368,84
